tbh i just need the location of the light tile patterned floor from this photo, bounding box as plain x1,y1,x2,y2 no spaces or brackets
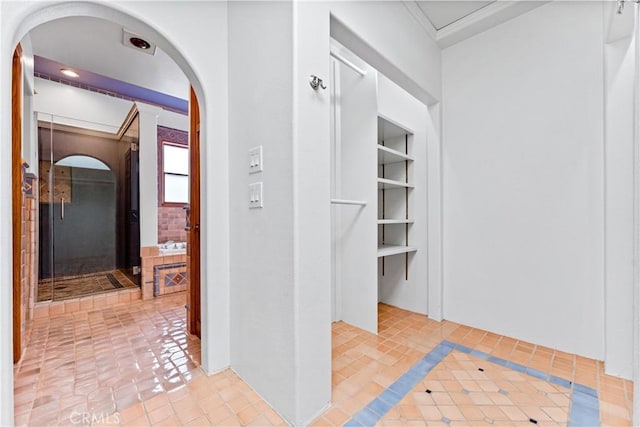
377,349,573,426
342,338,603,426
15,294,634,426
14,292,285,426
314,304,634,427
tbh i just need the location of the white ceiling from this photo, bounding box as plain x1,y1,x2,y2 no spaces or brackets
407,1,548,47
27,16,189,101
25,3,543,95
415,1,495,30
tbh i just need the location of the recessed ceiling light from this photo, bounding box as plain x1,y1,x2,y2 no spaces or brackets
129,37,151,50
123,29,156,56
60,68,79,78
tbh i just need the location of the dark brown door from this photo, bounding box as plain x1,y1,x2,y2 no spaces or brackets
12,44,23,363
187,87,201,338
125,149,141,284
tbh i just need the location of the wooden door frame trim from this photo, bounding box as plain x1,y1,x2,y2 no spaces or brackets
188,87,201,338
12,44,23,363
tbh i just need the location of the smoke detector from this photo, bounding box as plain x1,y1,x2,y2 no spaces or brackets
123,29,156,56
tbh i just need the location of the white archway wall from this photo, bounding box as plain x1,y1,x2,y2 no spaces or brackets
633,3,640,426
227,1,443,424
0,2,230,425
2,1,443,425
2,2,637,426
291,3,443,423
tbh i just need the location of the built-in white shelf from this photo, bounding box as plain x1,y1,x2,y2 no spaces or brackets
377,178,414,190
377,244,417,258
377,219,414,225
377,115,415,278
377,145,414,165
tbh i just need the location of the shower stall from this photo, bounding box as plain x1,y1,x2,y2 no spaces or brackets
37,114,141,302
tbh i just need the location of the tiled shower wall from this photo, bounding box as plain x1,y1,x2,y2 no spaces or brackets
158,206,186,243
22,172,37,347
20,170,27,349
25,190,37,320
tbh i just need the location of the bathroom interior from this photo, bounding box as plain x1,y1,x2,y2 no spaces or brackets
36,116,190,304
33,55,191,305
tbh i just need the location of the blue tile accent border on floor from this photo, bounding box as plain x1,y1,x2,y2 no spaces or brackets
343,340,600,427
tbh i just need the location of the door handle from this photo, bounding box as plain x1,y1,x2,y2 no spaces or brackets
61,197,64,220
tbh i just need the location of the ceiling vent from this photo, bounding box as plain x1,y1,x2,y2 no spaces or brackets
123,29,156,56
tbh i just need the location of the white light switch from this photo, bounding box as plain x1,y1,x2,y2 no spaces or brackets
249,182,263,208
249,146,263,174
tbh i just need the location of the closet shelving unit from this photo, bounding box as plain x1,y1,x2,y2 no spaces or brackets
377,117,416,278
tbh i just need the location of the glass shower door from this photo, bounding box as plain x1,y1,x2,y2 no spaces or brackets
37,114,55,302
37,114,139,302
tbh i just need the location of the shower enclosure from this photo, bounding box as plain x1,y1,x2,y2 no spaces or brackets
37,114,141,302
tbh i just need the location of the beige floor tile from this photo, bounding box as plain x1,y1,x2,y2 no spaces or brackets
14,296,633,427
417,404,443,421
206,403,234,424
14,292,286,427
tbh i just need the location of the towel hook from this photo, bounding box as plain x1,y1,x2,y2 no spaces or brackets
617,0,640,14
309,75,326,91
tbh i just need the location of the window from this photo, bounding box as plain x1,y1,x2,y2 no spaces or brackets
162,142,189,205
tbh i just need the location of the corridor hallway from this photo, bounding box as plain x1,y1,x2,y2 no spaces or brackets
13,295,635,426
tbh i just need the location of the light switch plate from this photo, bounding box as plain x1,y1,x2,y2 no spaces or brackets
249,146,263,174
249,182,263,208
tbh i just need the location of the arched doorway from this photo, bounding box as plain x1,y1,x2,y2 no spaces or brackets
3,2,230,425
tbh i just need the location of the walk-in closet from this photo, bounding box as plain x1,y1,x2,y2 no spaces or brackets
330,41,431,334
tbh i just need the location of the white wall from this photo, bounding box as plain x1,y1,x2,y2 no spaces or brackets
35,77,130,133
426,103,443,320
292,3,333,422
293,2,442,422
228,2,442,423
20,33,37,172
0,3,230,427
442,1,605,359
136,102,161,247
334,56,379,335
34,77,188,133
633,5,640,425
604,35,635,379
329,1,441,105
228,1,297,421
1,1,440,426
